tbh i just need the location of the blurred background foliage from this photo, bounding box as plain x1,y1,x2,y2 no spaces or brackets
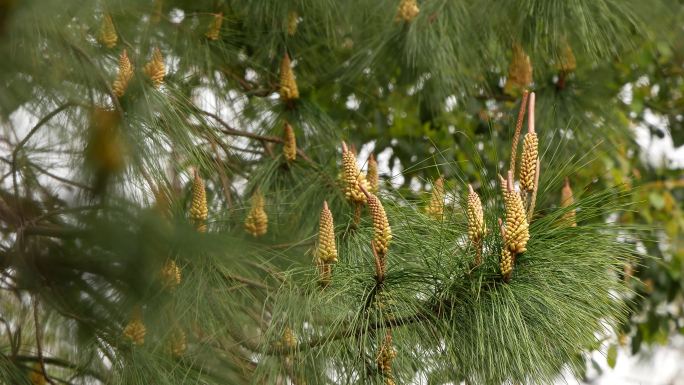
0,0,682,383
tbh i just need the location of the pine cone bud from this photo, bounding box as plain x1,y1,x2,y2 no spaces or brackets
558,41,577,73
169,328,187,357
86,108,125,175
317,201,337,263
367,153,379,193
112,49,134,97
283,122,297,161
282,326,297,349
395,0,420,22
287,11,299,36
144,48,165,88
519,132,538,193
161,259,181,289
342,142,370,203
245,191,268,237
29,364,46,385
560,177,576,226
501,173,529,254
279,53,299,101
362,188,392,258
151,0,163,23
205,12,223,40
190,172,208,232
377,332,397,381
500,247,514,281
425,177,445,219
98,14,117,48
123,309,146,346
467,184,486,264
504,43,533,95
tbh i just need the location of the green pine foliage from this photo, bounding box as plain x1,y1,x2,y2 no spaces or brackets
0,0,677,384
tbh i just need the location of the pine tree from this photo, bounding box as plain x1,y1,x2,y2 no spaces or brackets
0,1,678,384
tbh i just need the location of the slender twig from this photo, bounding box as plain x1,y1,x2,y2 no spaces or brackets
265,312,428,355
195,107,313,163
509,90,529,175
12,103,75,156
27,162,92,191
13,355,106,383
222,272,273,291
33,298,57,385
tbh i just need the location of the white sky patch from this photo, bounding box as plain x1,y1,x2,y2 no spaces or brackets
345,93,360,110
445,95,458,112
618,83,633,104
169,8,185,24
634,108,684,169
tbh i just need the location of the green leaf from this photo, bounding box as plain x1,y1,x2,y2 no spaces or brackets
649,192,665,210
607,344,618,368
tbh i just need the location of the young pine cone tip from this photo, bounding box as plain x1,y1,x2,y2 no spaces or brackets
205,13,223,40
501,172,529,254
112,49,134,97
98,14,117,48
342,142,369,203
561,177,577,226
317,201,337,263
161,259,182,288
367,153,379,192
505,43,533,94
169,329,187,357
377,332,397,379
519,132,538,192
466,184,486,242
361,186,392,257
190,172,208,232
283,122,297,161
279,53,299,101
287,11,299,36
558,41,577,72
29,363,46,385
245,191,268,237
282,327,297,349
425,177,445,219
144,48,165,88
396,0,420,22
123,313,146,346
